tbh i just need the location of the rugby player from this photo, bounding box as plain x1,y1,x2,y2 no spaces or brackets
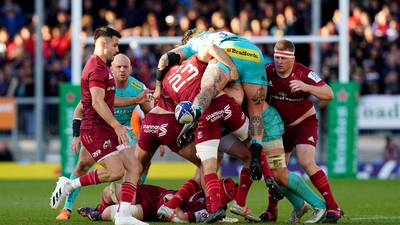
55,53,152,220
264,39,342,223
49,27,147,225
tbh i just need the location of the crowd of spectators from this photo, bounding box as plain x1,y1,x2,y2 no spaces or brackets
0,0,399,97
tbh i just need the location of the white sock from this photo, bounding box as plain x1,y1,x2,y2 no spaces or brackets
129,205,141,219
118,202,131,216
110,205,118,220
70,178,81,189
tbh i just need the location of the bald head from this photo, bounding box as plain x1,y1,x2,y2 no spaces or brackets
111,54,132,84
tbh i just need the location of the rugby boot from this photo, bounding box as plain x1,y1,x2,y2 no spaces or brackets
322,208,344,223
287,202,312,223
77,207,101,221
50,177,72,209
303,207,326,224
56,208,71,220
204,208,226,223
229,200,260,222
265,176,284,201
259,208,277,222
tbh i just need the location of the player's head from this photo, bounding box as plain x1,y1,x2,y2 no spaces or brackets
181,28,205,45
219,178,238,205
94,26,121,62
111,54,132,83
273,39,295,75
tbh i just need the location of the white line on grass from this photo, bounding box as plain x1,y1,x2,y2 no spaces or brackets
351,216,400,221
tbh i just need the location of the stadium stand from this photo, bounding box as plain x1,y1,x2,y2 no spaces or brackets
0,0,399,97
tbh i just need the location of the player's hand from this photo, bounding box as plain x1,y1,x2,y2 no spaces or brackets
71,136,81,153
230,66,239,81
114,124,131,145
153,84,161,103
289,80,309,93
159,145,165,157
135,89,154,104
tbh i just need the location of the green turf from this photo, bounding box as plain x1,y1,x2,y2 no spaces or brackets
0,179,399,225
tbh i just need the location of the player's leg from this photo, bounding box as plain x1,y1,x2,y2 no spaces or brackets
220,134,259,222
50,130,125,209
195,122,225,223
158,168,202,220
295,144,343,223
114,145,148,225
260,107,325,223
56,146,94,220
102,204,144,221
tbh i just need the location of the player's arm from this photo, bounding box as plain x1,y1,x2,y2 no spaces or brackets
154,48,185,101
114,89,152,107
71,101,83,153
191,59,230,120
306,84,333,100
139,100,152,114
90,87,130,145
198,44,238,80
289,71,333,100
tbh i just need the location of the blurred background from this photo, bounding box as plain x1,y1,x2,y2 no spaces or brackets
0,0,399,179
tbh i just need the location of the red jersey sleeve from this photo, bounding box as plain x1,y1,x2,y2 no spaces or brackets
303,70,326,87
88,65,108,89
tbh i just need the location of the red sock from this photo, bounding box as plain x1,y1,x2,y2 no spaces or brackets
260,150,273,178
165,179,201,209
310,170,339,209
206,196,211,212
204,173,221,213
79,170,100,186
235,168,253,206
120,182,137,204
97,196,111,213
267,193,278,213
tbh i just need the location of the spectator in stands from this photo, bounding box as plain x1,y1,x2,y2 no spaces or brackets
0,141,14,161
382,136,400,162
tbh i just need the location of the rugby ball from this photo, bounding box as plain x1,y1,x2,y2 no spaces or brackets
175,101,195,124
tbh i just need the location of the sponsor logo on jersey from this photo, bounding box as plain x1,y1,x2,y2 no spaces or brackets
131,81,143,90
205,105,232,122
225,47,260,63
92,149,102,158
103,139,111,149
271,92,304,102
143,123,169,136
108,73,114,79
307,71,322,83
307,136,315,143
159,123,168,137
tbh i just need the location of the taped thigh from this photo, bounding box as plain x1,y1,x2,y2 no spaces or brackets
231,117,249,141
196,139,220,161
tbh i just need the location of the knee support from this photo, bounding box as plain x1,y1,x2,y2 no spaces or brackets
196,139,220,161
267,154,287,169
232,117,249,141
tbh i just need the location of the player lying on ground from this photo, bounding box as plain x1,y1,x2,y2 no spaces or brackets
77,177,238,223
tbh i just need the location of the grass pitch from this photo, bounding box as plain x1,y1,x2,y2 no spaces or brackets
0,179,399,225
